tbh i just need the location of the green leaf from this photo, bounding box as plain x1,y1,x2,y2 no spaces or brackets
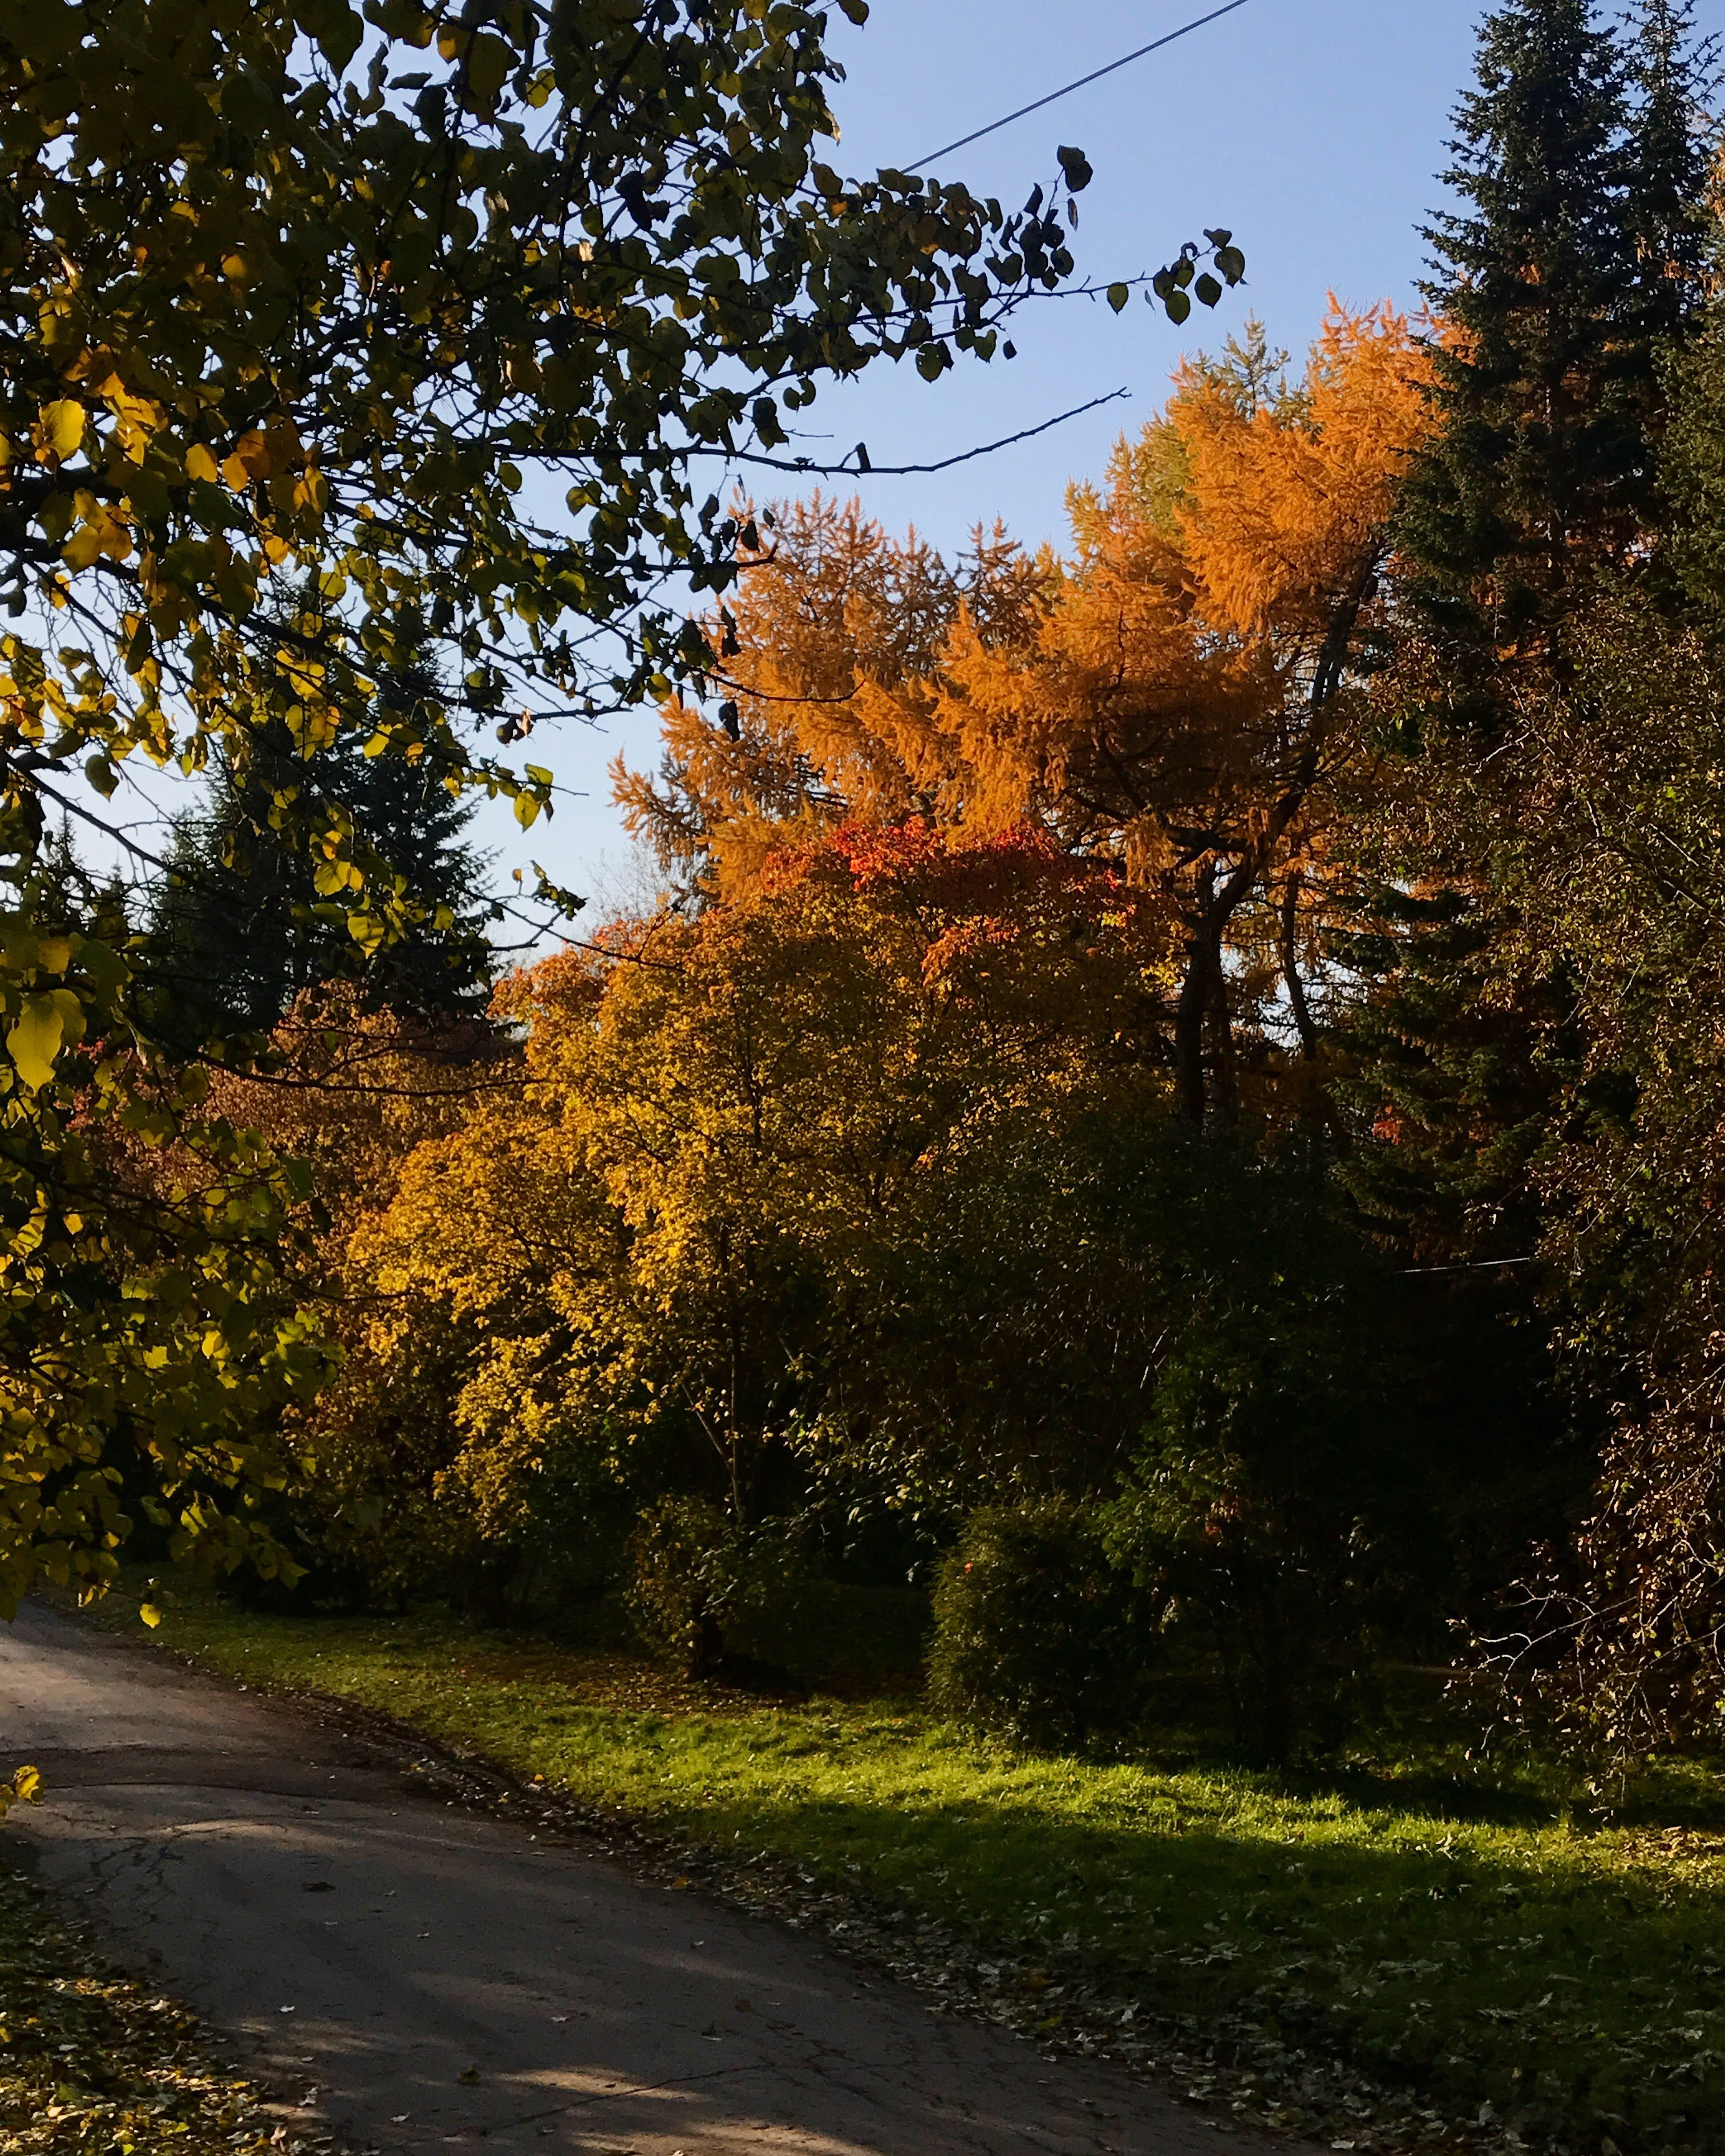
296,0,363,69
74,935,128,1003
1107,283,1130,314
1216,245,1247,286
1196,273,1223,309
464,31,512,103
1164,290,1192,326
85,754,118,799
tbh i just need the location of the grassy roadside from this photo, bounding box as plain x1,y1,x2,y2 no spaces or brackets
87,1591,1725,2156
0,1855,333,2156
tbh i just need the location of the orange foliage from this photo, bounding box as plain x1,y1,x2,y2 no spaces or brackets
618,304,1434,1121
1172,299,1434,637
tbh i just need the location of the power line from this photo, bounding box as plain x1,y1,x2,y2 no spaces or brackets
910,1,1257,172
905,0,1257,173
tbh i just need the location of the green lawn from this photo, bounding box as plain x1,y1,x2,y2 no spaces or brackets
80,1594,1725,2155
0,1856,326,2156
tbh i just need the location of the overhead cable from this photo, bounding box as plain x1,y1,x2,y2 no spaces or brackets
905,0,1258,172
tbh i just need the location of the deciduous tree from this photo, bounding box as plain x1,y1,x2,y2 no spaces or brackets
2,0,1242,1605
623,306,1430,1122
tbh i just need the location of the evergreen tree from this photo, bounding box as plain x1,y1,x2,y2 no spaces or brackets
1623,2,1718,356
149,666,495,1048
1398,0,1712,703
1339,2,1714,1294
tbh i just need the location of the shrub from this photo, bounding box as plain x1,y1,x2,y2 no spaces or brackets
927,1498,1151,1749
625,1498,832,1681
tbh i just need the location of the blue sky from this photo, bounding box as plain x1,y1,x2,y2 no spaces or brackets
540,0,1725,908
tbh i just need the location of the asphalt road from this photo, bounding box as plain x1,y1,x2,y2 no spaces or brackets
1,1601,1273,2156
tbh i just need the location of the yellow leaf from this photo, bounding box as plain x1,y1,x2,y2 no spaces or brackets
10,1764,41,1802
7,994,65,1091
221,431,273,488
61,523,104,572
7,988,83,1091
139,1604,162,1630
185,443,220,483
41,400,84,461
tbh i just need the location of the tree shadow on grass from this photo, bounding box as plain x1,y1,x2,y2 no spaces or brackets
718,1781,1725,2156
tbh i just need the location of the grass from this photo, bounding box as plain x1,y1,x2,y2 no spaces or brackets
77,1590,1725,2156
0,1854,331,2156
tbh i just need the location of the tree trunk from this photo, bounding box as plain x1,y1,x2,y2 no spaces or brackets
1205,945,1241,1125
1279,871,1319,1058
1175,865,1224,1124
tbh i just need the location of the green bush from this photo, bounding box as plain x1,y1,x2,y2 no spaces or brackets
625,1497,832,1680
927,1498,1151,1749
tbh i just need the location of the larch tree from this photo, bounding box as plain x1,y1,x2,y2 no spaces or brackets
622,305,1431,1124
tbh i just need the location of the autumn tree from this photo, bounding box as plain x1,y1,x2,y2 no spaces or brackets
351,824,1181,1600
0,0,1239,1609
622,306,1431,1122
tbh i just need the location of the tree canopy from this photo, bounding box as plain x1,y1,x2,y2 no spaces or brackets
622,304,1430,1120
0,0,1244,1614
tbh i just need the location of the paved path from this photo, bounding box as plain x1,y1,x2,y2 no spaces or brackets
1,1603,1270,2156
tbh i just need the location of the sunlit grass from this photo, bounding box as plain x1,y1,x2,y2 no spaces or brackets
90,1594,1725,2153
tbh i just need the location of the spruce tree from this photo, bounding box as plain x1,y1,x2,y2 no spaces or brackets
1622,1,1716,356
1399,0,1712,697
1346,0,1714,1262
148,664,495,1048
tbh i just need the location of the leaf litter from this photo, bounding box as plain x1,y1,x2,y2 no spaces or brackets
0,1865,342,2156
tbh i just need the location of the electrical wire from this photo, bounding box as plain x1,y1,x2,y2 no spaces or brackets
905,0,1258,172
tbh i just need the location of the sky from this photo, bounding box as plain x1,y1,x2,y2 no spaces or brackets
535,0,1725,909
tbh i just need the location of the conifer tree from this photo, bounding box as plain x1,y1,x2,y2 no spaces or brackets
1398,0,1711,697
149,664,495,1048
